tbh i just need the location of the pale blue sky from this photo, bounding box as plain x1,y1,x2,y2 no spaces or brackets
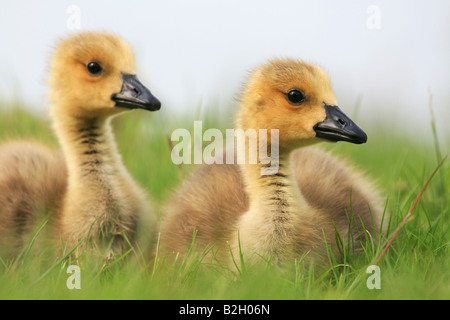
0,0,449,141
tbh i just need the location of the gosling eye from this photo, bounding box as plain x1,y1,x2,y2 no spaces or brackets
86,61,103,76
286,89,306,105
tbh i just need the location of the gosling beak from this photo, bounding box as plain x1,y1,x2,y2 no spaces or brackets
112,74,161,111
313,104,367,144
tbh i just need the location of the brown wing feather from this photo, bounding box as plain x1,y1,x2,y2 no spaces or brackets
0,142,67,257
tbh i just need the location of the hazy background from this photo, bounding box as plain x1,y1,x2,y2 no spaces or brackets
0,0,449,143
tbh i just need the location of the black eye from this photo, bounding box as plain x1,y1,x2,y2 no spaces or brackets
86,61,103,75
287,89,306,105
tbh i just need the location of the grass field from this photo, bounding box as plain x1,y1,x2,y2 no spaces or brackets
0,102,448,300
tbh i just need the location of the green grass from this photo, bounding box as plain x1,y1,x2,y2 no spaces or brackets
0,103,449,300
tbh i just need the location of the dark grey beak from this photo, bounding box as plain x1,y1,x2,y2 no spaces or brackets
313,104,367,144
111,74,161,111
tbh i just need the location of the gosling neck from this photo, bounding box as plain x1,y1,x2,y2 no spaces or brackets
238,132,310,218
52,113,125,187
241,145,308,220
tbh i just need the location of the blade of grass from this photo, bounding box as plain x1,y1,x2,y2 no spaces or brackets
34,235,86,284
0,256,6,269
166,133,184,181
237,232,246,276
226,232,245,277
10,217,49,271
98,248,134,276
428,89,443,163
151,231,162,280
226,243,241,276
428,89,447,200
322,230,340,282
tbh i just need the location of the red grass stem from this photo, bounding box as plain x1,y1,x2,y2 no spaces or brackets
374,154,448,265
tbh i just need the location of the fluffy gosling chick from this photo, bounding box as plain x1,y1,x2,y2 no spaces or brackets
161,59,383,269
0,32,161,259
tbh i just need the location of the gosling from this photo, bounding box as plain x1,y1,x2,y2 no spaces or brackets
160,59,384,269
0,32,161,259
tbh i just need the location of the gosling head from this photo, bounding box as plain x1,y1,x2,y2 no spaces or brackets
238,59,366,151
49,31,161,119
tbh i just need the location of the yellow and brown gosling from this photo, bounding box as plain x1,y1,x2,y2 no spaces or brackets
160,59,383,269
0,32,161,259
